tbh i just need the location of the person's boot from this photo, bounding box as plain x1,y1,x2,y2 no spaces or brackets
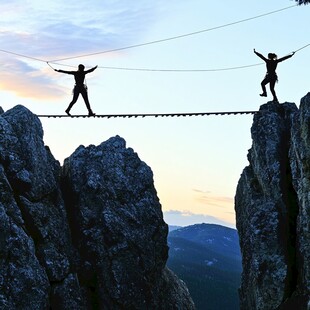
88,110,95,117
66,102,75,116
260,92,267,97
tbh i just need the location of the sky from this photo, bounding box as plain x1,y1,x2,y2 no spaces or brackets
0,0,309,229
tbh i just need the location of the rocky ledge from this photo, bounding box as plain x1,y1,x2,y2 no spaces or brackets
0,105,194,309
235,93,310,309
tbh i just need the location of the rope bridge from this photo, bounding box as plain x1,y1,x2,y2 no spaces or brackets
37,111,257,118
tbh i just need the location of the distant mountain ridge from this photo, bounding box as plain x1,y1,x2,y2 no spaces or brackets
169,223,241,261
167,223,241,310
168,225,182,232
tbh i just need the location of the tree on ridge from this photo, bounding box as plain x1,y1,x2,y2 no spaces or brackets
295,0,309,5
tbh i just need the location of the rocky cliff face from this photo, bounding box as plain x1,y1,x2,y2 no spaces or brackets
0,105,195,309
235,93,310,310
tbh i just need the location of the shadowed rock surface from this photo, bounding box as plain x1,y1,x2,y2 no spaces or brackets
0,105,195,309
235,93,310,310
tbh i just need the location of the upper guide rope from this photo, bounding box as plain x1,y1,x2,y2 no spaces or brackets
0,5,305,73
48,4,298,62
2,40,309,73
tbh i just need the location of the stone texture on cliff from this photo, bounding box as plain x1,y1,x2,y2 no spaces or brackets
235,94,310,310
62,135,195,308
0,105,195,309
0,105,75,309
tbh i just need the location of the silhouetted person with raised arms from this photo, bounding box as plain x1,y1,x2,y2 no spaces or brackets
55,64,97,116
254,49,295,103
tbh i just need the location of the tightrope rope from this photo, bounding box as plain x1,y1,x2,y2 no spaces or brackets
294,43,310,53
96,63,264,72
37,111,257,118
2,41,308,73
48,5,297,62
0,5,303,73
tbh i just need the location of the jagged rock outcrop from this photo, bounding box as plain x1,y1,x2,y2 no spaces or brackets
0,105,195,309
235,93,310,310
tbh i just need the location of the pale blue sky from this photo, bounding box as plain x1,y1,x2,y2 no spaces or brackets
0,0,309,228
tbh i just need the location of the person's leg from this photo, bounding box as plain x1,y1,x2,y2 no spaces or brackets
260,77,268,97
81,87,95,116
66,88,79,115
269,80,278,102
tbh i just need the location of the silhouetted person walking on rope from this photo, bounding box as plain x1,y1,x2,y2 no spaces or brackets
55,64,97,116
254,49,294,103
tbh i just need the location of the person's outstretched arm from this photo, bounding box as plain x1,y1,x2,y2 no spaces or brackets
277,52,295,63
253,49,267,61
85,65,98,74
54,69,74,74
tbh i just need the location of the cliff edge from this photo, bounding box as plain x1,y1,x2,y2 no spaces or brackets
235,93,310,309
0,105,194,309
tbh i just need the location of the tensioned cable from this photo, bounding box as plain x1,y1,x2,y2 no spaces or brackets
1,42,309,73
37,111,257,118
1,41,309,74
0,4,304,73
294,43,310,52
96,63,264,72
47,40,309,72
46,61,264,72
2,51,262,73
5,39,309,73
0,49,47,63
48,4,297,62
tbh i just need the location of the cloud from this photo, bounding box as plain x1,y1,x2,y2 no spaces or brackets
192,188,211,194
196,195,233,207
192,189,233,208
0,1,163,60
0,57,66,100
163,209,235,228
0,1,167,99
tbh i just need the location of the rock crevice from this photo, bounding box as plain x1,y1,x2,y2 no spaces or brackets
235,94,310,310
